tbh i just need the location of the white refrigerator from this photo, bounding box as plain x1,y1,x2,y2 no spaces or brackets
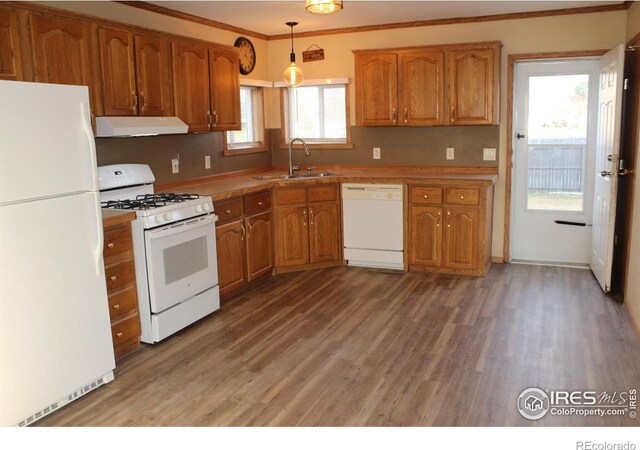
0,81,115,426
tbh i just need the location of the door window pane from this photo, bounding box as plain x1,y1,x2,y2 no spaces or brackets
526,74,589,211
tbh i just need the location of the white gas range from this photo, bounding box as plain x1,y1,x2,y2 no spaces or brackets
99,164,219,343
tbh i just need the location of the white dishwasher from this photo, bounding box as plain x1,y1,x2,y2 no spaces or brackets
342,183,404,269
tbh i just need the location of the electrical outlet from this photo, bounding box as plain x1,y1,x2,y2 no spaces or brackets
483,148,497,161
205,155,211,169
171,154,180,174
446,147,455,160
373,147,381,160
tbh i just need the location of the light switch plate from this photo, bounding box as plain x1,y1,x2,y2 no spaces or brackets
205,155,211,169
373,147,381,159
483,148,497,161
172,158,179,174
446,147,455,160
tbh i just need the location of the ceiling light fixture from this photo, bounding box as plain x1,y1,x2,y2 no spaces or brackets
306,0,343,14
283,21,303,87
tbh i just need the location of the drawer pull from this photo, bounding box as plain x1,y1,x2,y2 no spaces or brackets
225,209,231,214
258,201,263,206
110,275,117,281
460,195,465,199
107,242,114,249
116,332,123,338
113,304,120,310
423,195,428,199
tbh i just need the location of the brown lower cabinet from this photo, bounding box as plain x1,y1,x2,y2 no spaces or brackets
274,183,342,271
214,190,273,298
409,183,493,276
103,220,141,359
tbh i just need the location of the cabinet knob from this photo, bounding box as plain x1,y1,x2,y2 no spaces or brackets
110,275,117,281
460,195,465,199
107,242,114,249
116,332,123,338
423,195,428,199
225,209,231,214
258,201,263,206
113,304,120,310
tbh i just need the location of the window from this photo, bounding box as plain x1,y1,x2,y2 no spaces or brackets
225,85,265,155
282,83,351,148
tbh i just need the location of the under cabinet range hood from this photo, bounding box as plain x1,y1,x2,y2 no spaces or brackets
95,116,188,137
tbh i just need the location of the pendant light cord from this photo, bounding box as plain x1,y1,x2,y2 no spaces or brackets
286,22,297,64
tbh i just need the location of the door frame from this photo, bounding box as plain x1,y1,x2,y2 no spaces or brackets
503,49,608,263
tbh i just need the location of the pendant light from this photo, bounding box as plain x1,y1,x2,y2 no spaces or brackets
306,0,343,14
283,21,303,87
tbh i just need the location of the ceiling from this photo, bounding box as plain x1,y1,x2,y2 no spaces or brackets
146,1,624,36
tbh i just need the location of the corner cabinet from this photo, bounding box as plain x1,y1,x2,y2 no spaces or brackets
409,181,494,276
171,39,241,132
213,190,273,299
354,42,501,127
274,183,342,272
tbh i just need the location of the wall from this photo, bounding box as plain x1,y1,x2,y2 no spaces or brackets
267,11,627,258
625,1,640,337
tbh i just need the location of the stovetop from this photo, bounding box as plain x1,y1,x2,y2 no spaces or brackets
101,193,200,211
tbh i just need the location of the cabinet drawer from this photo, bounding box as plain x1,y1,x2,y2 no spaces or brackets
276,187,306,205
411,186,443,204
244,190,271,215
214,197,243,224
446,187,479,205
104,224,133,259
108,286,138,321
111,314,141,348
308,184,337,203
105,259,136,293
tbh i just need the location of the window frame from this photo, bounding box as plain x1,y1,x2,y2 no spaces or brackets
224,85,267,156
279,83,353,150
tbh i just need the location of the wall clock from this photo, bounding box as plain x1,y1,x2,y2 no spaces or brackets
234,37,256,75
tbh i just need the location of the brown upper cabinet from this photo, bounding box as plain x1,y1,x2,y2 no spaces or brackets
354,42,501,127
97,26,172,116
29,14,97,105
172,40,241,132
0,6,25,81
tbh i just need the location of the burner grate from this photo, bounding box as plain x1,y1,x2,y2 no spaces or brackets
100,193,200,211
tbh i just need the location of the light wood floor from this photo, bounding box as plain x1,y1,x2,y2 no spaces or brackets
39,264,640,426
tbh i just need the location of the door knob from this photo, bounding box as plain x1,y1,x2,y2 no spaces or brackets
600,170,612,177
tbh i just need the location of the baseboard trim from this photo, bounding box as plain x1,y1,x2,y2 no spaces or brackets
510,259,590,269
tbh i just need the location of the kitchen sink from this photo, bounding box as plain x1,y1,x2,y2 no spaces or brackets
253,172,341,180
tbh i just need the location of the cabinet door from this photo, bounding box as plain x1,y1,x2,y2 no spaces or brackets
135,34,172,116
209,47,241,131
354,53,397,126
98,27,137,116
410,206,443,267
29,15,95,100
216,219,246,296
444,206,479,270
171,41,211,132
246,211,273,281
309,202,340,264
276,206,309,267
0,7,24,81
399,51,444,126
447,48,496,125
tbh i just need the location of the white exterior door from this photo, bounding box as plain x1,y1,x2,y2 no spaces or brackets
591,45,625,292
511,59,599,265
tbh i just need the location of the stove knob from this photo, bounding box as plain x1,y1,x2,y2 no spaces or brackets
203,203,211,212
195,204,204,213
164,213,173,221
156,214,165,224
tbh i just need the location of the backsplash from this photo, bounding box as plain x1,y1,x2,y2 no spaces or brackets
270,126,500,168
95,132,272,185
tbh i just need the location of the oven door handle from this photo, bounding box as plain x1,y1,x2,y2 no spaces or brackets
146,214,217,240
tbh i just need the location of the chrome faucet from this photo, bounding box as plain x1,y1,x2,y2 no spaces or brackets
288,138,311,176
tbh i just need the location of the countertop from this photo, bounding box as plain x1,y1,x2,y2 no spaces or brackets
162,168,498,202
102,209,136,228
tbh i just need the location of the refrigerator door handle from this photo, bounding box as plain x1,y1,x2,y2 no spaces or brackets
93,194,104,277
80,102,99,191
